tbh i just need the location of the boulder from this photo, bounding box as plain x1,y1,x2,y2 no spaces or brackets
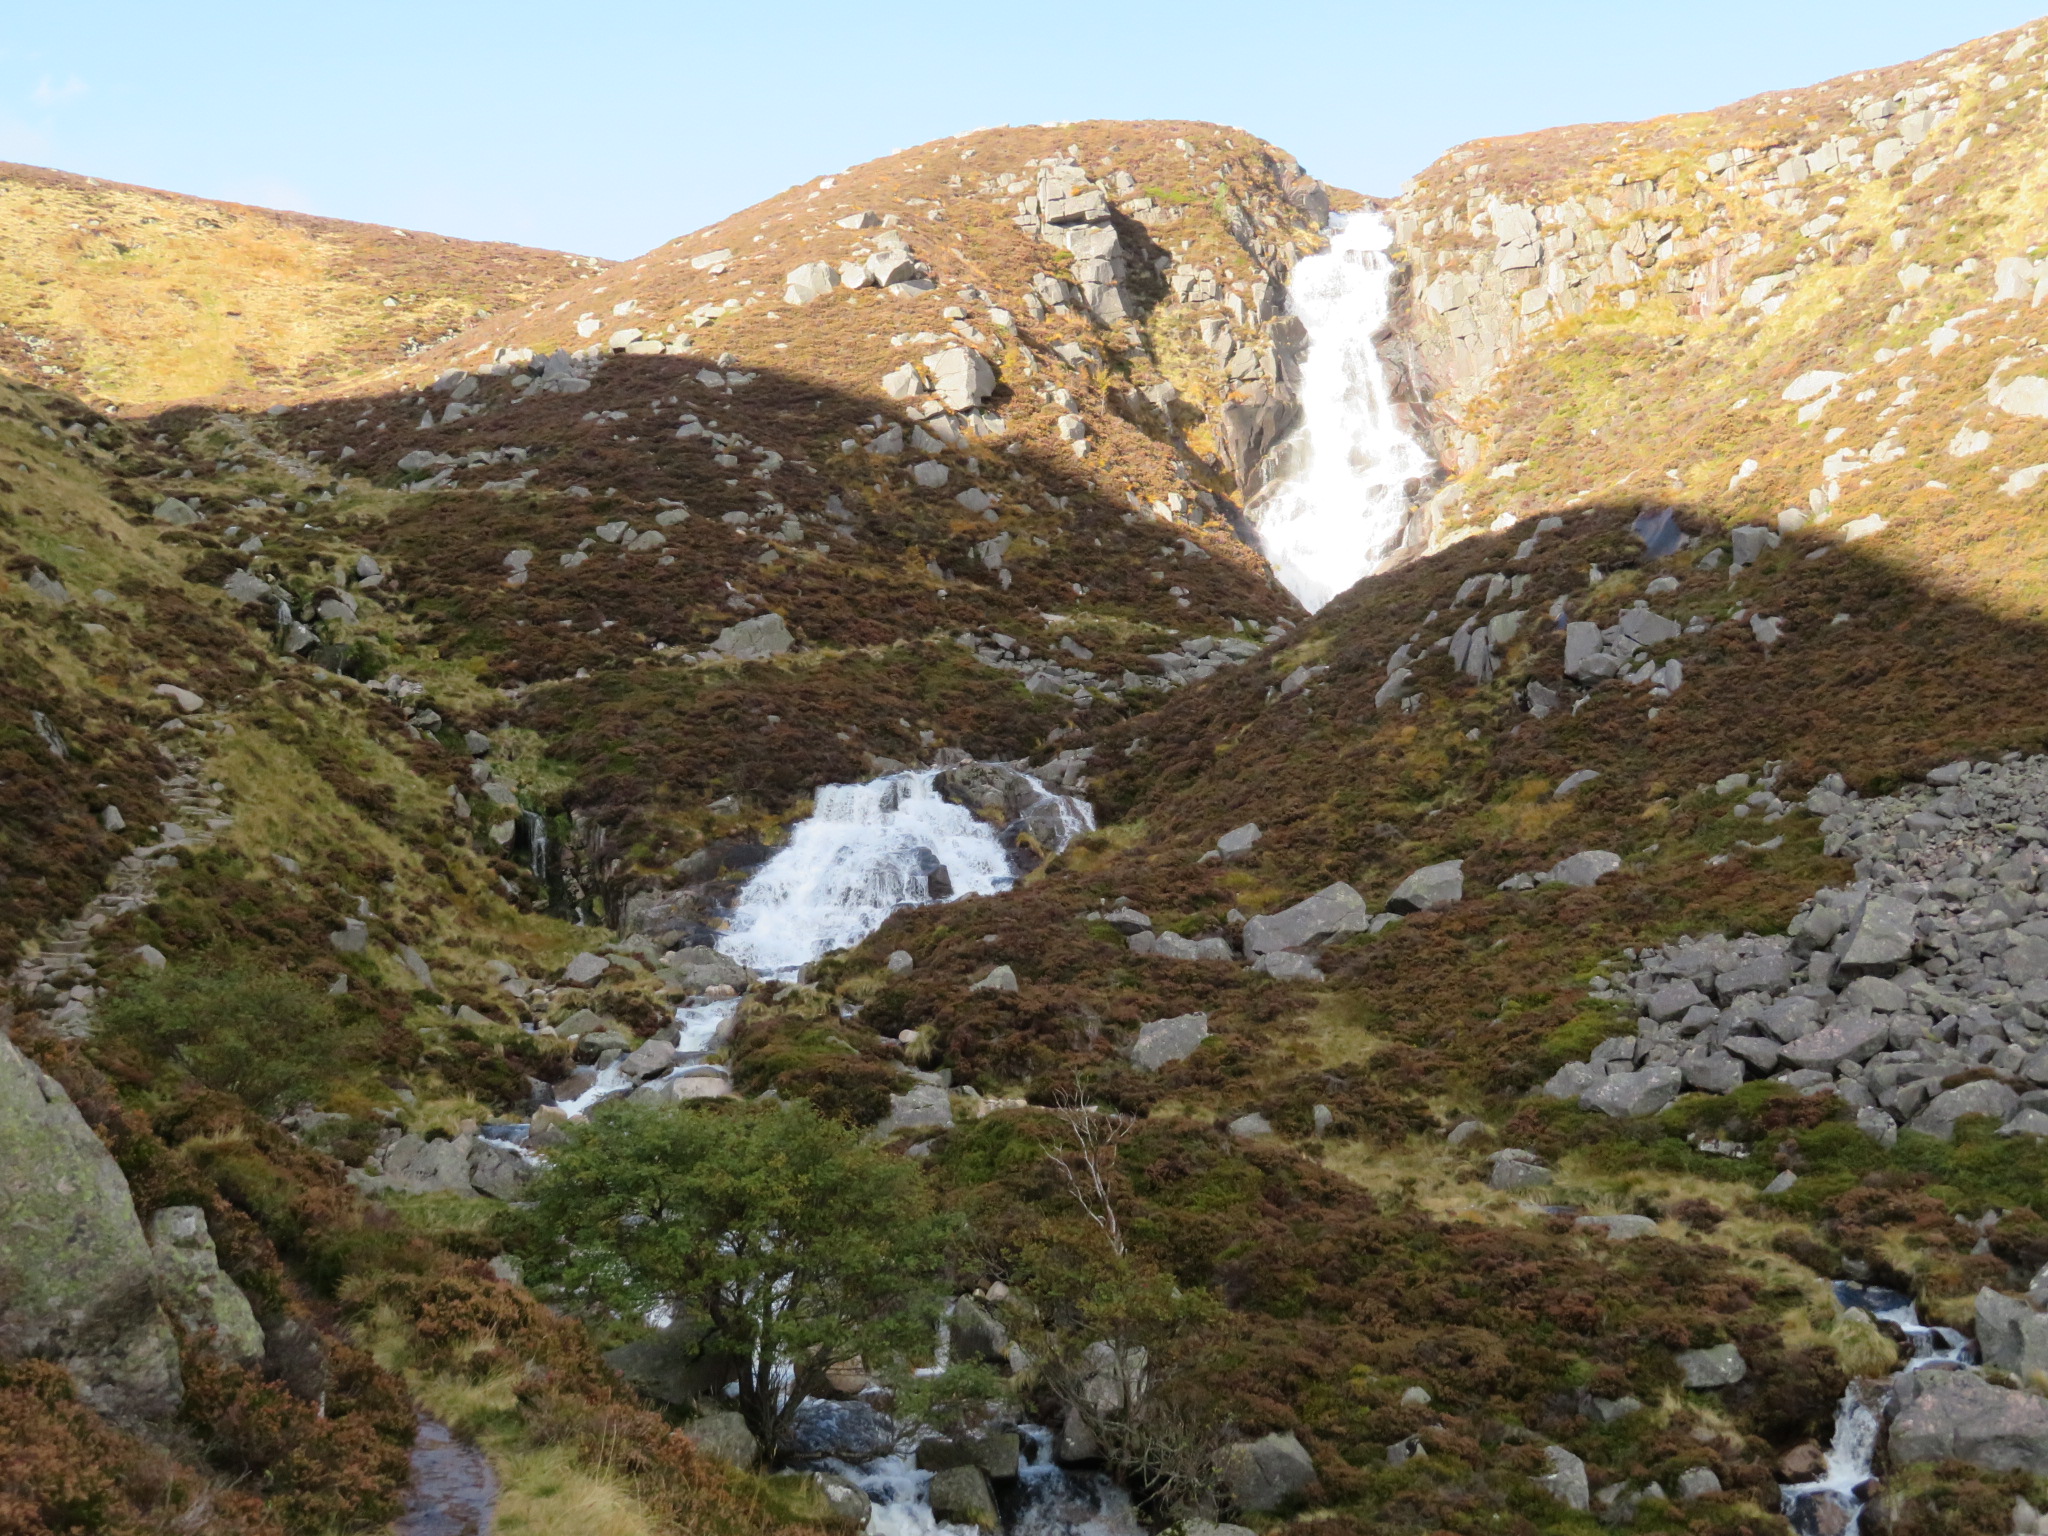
1581,1064,1682,1119
1489,1151,1552,1190
1056,1404,1101,1462
1216,1430,1315,1512
712,612,794,660
1675,1343,1747,1388
1217,823,1262,857
1385,860,1465,913
1780,1014,1889,1071
1975,1289,2048,1385
605,1325,741,1407
784,261,839,304
1911,1080,2020,1141
0,1033,182,1421
1132,1012,1209,1072
1242,882,1372,957
923,346,996,411
683,1409,758,1468
1890,1368,2048,1474
813,1472,871,1529
1535,1445,1590,1510
1680,1049,1744,1095
1675,1467,1722,1501
378,1134,477,1195
467,1139,536,1200
879,1084,953,1135
949,1296,1009,1363
1546,850,1621,887
969,964,1018,993
618,1038,678,1079
1839,894,1919,972
927,1465,998,1531
561,951,611,986
1575,1214,1659,1241
146,1207,264,1366
1252,951,1325,982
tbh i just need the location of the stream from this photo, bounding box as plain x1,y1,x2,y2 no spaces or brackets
394,1414,497,1536
1779,1283,1973,1536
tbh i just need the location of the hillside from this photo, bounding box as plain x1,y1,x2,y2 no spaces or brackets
6,25,2048,1536
0,160,591,411
1383,19,2048,624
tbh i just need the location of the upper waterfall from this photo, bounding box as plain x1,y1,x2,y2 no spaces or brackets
1251,209,1436,613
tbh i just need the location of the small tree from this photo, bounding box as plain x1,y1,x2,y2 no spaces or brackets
501,1098,953,1462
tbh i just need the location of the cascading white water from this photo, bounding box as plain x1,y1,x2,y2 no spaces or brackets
718,769,1092,978
1780,1283,1975,1535
1252,209,1436,613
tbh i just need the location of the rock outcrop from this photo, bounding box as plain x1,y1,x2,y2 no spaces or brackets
0,1032,181,1420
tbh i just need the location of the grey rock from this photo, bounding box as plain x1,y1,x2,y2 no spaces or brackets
1681,1049,1744,1094
969,964,1018,993
1648,980,1707,1021
1714,952,1797,999
1217,822,1262,857
1675,1467,1722,1501
618,1038,678,1079
1132,1012,1209,1071
2000,1109,2048,1139
378,1133,477,1195
712,612,794,660
1542,1061,1601,1099
1536,1445,1590,1510
814,1472,871,1528
927,1466,998,1530
1724,1034,1782,1073
147,1207,264,1366
2007,935,2048,988
1547,850,1621,887
1228,1113,1273,1138
923,346,996,412
1554,769,1601,798
880,1084,954,1134
683,1409,759,1468
949,1295,1009,1363
1890,1368,2048,1474
153,496,203,526
1581,1064,1682,1119
1780,1014,1889,1070
1840,894,1920,972
1912,1080,2020,1141
0,1033,181,1421
562,951,611,985
1674,1343,1746,1388
1976,1288,2048,1385
1216,1430,1315,1513
1764,1170,1798,1194
1856,1106,1900,1148
1386,860,1464,913
1575,1214,1659,1240
466,1139,535,1200
1242,882,1372,957
1489,1153,1553,1190
1252,950,1326,982
887,950,914,973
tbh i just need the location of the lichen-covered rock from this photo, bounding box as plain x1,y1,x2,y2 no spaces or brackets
0,1032,181,1421
146,1206,264,1366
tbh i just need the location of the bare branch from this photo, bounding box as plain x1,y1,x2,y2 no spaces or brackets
1042,1078,1133,1256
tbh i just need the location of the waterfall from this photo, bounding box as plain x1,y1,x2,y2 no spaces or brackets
520,810,549,885
1251,209,1436,613
717,768,1092,979
1779,1283,1975,1535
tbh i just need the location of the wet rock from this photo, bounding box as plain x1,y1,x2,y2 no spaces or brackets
146,1207,264,1366
1216,1430,1315,1512
0,1033,181,1421
1890,1368,2048,1474
1131,1012,1208,1071
1242,882,1372,956
1675,1343,1747,1388
813,1471,871,1529
1385,860,1464,913
928,1465,998,1530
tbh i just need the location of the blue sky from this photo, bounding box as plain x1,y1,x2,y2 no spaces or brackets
2,2,2040,260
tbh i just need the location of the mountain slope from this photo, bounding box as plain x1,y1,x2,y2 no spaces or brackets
0,161,592,411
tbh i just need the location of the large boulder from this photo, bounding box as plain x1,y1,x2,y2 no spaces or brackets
1890,1368,2048,1474
0,1033,181,1421
933,763,1085,869
1535,1445,1590,1510
378,1133,478,1195
1839,894,1919,972
146,1207,264,1366
1385,860,1465,913
1242,882,1372,957
1675,1343,1747,1388
1216,1430,1316,1512
927,1465,999,1530
605,1324,740,1407
1131,1012,1209,1071
1976,1290,2048,1386
711,612,794,660
1911,1080,2020,1141
1581,1064,1682,1119
948,1296,1009,1363
682,1409,758,1467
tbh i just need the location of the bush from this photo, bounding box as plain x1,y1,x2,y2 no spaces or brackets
98,962,366,1114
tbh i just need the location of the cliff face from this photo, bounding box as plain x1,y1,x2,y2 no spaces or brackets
1384,19,2048,620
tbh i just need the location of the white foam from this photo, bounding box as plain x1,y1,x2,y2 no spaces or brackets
1252,209,1436,612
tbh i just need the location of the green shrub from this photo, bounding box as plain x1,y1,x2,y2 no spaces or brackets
99,962,367,1114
